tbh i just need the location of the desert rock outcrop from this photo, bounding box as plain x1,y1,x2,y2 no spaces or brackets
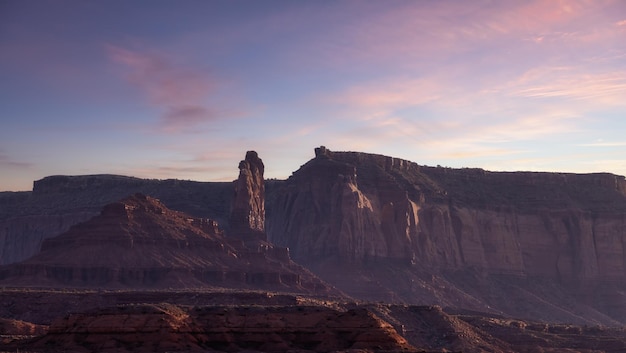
230,151,266,241
7,299,626,353
0,193,335,294
3,147,626,325
0,175,233,265
22,303,417,353
266,147,626,323
268,147,626,276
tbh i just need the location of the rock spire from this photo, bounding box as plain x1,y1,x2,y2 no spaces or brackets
229,151,266,241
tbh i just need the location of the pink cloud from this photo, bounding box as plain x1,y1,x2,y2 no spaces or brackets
162,106,215,132
336,79,441,109
106,44,218,132
113,139,250,182
508,67,626,105
287,0,623,73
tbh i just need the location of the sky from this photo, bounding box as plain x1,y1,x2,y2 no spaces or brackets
1,0,626,191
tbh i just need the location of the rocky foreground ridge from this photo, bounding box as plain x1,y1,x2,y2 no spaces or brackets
3,291,626,353
18,303,415,352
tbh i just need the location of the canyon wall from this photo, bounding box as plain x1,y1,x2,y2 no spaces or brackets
266,147,626,300
0,175,232,265
4,148,626,287
3,147,626,323
0,193,335,294
267,147,626,280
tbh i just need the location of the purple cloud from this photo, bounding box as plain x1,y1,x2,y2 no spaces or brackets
106,44,217,132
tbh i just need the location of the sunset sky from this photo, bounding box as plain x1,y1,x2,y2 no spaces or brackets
1,0,626,191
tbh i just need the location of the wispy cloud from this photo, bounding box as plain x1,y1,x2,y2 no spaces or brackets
579,141,626,147
320,63,593,166
0,152,31,169
127,164,232,179
293,0,620,70
335,78,441,110
106,44,220,133
110,136,260,182
512,69,626,103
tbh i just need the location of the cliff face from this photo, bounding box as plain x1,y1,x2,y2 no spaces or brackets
0,212,95,266
266,147,626,323
0,154,266,266
268,147,626,282
3,147,626,324
0,175,233,265
0,193,336,294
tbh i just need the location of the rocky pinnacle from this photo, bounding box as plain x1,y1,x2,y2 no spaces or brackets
229,151,266,241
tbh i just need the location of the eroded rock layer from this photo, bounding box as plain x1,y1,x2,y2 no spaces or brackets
266,147,626,323
3,147,626,325
0,193,335,294
269,147,626,274
5,299,626,353
0,175,233,265
21,303,417,353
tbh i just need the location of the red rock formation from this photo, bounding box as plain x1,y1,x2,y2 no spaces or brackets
0,318,47,336
8,300,626,353
22,303,418,352
0,193,337,294
0,175,234,266
3,147,626,326
267,147,626,323
270,147,626,277
230,151,266,241
0,318,48,348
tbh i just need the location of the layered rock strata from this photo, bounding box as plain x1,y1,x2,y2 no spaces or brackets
6,300,626,353
268,147,626,280
0,175,232,265
266,147,626,322
21,303,417,353
0,193,334,294
3,147,626,325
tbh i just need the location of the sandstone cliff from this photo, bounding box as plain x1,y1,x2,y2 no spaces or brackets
0,175,232,265
269,147,626,274
0,193,335,294
266,146,626,323
3,147,626,325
